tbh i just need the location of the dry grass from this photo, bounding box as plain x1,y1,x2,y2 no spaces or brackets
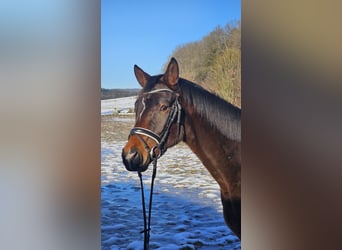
101,114,135,142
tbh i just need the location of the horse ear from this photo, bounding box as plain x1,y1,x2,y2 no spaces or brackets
134,64,150,87
164,57,179,88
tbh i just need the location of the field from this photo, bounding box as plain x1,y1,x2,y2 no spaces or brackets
101,96,136,115
101,99,240,249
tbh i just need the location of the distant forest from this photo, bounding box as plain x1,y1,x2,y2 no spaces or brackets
101,88,139,100
165,21,241,107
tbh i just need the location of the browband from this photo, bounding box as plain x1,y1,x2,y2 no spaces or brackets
142,88,174,95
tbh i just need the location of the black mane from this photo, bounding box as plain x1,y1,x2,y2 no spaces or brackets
179,78,241,141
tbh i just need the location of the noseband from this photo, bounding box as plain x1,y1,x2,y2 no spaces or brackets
129,88,182,159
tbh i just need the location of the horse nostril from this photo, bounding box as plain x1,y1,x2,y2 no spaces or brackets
130,149,141,165
122,147,142,171
122,147,136,159
126,147,137,159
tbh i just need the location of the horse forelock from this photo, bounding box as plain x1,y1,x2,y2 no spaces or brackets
142,75,164,92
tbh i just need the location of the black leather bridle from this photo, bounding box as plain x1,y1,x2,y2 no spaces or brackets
129,88,182,160
128,88,182,250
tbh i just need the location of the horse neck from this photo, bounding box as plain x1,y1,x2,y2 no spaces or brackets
180,97,241,197
179,82,241,147
181,102,237,159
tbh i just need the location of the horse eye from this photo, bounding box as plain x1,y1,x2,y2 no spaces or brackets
160,104,168,111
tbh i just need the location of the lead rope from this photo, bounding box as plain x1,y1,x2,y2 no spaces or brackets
133,93,182,249
137,155,158,250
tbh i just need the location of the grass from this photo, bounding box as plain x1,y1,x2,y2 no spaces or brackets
101,114,135,142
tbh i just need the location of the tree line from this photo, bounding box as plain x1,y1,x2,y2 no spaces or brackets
101,88,139,100
164,21,241,107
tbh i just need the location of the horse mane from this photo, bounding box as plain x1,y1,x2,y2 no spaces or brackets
179,78,241,142
142,75,241,141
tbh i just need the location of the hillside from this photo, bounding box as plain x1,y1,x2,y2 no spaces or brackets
101,88,140,100
165,21,241,107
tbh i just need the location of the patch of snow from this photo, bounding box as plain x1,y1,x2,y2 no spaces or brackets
102,139,240,249
101,96,136,115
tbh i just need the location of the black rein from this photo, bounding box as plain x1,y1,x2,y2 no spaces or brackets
129,88,182,249
137,157,157,250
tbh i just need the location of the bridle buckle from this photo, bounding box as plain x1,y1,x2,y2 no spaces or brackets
150,145,161,160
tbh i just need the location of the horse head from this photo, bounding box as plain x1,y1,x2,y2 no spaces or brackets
122,58,184,172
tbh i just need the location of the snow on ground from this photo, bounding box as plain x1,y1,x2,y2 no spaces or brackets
101,103,240,249
101,96,136,115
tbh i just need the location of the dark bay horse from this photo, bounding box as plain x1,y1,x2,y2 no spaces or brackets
122,58,241,239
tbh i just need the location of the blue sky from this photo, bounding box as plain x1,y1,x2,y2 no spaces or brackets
101,0,241,89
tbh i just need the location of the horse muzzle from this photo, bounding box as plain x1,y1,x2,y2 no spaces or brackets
122,147,151,172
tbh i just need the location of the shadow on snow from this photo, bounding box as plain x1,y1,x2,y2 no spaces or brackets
101,182,240,250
